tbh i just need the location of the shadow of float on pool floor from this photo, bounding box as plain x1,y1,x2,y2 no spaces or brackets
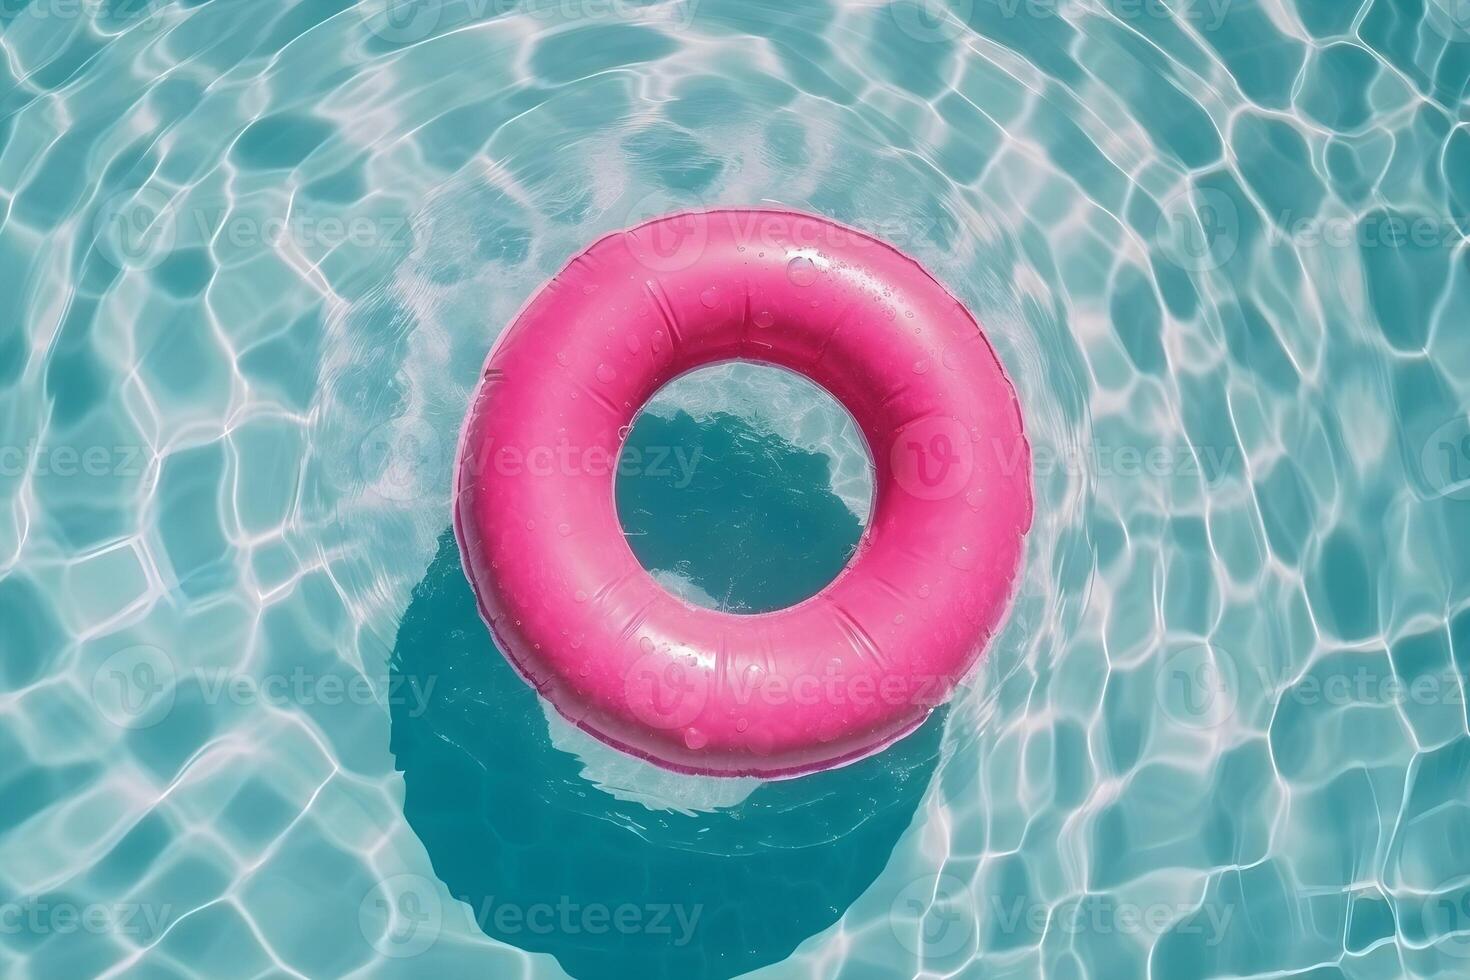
389,530,942,980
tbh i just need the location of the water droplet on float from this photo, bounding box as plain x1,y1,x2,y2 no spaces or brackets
893,613,905,625
699,286,720,309
525,519,536,530
683,728,708,750
625,334,641,353
786,256,818,286
735,718,749,733
558,523,572,537
913,359,930,375
574,590,588,603
651,331,664,352
753,310,775,328
947,547,978,570
639,636,655,653
943,349,960,370
556,351,569,366
965,489,984,510
595,363,617,383
918,584,931,599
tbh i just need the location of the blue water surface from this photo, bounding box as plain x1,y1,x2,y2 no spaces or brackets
2,1,1469,978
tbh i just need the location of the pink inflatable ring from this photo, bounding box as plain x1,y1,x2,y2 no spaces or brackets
455,208,1031,778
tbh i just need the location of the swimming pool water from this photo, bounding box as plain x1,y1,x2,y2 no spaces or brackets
2,1,1469,977
617,362,874,614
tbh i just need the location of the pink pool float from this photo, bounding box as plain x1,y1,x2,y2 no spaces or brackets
454,208,1031,777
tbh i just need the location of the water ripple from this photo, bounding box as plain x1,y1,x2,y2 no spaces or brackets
1,0,1467,977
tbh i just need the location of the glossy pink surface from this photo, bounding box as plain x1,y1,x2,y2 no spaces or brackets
454,209,1032,777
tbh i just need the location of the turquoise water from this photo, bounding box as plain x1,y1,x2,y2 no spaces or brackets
616,363,873,614
3,1,1470,978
